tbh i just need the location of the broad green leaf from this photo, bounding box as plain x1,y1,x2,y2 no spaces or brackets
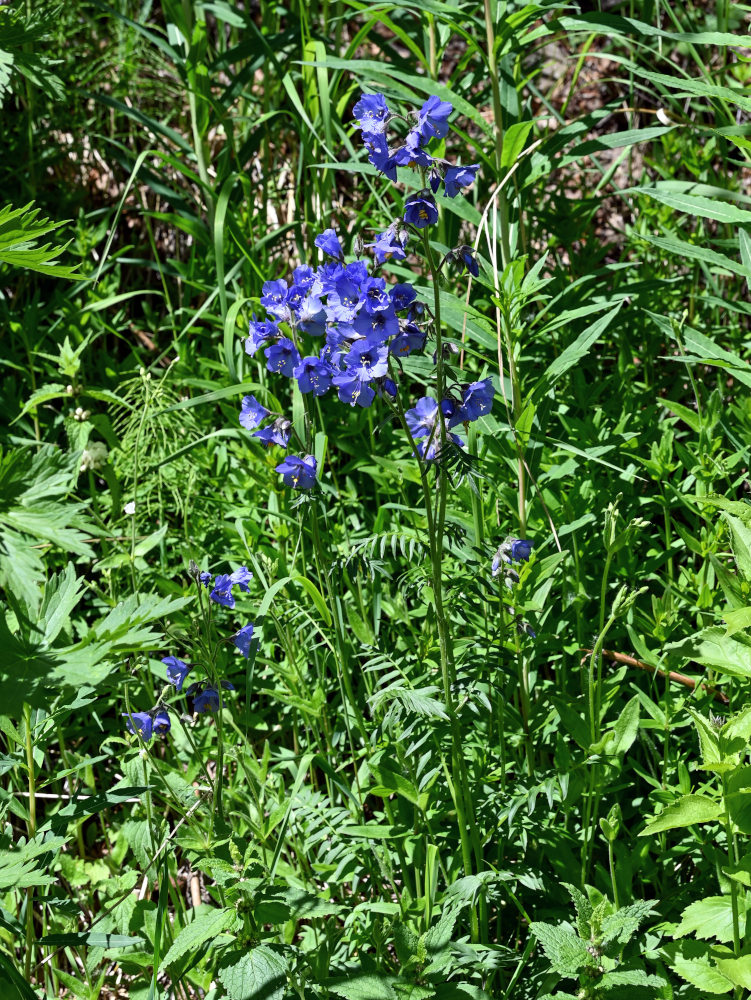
326,974,398,1000
662,939,733,994
715,956,751,990
160,905,238,970
529,921,590,977
640,794,722,835
218,945,287,1000
725,607,751,638
675,896,746,944
665,627,751,679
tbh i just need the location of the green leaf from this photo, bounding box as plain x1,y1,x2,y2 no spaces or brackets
0,202,81,278
665,627,751,679
723,513,751,583
529,921,590,978
530,305,620,404
640,233,750,280
40,932,145,949
640,794,722,835
611,696,640,755
723,607,751,638
662,939,733,994
160,905,238,970
326,974,398,1000
634,188,751,226
715,955,751,990
675,896,746,944
218,945,287,1000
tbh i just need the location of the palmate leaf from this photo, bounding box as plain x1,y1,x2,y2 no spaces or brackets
0,202,80,278
0,446,96,605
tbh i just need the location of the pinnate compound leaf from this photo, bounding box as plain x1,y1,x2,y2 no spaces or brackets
160,905,238,970
641,794,722,835
529,921,590,977
218,945,287,1000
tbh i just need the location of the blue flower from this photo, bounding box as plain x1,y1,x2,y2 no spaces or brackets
390,325,426,357
343,338,390,380
152,708,171,736
260,279,291,320
404,192,439,229
210,574,235,608
380,377,397,397
459,378,495,421
394,130,433,168
332,373,375,408
368,225,409,263
444,164,479,198
493,538,535,575
405,396,464,460
230,566,253,592
239,394,269,430
360,277,391,314
293,355,334,395
194,687,220,714
232,623,254,658
390,284,416,312
415,95,453,142
315,229,344,261
253,418,291,448
297,295,327,337
510,538,534,562
353,93,390,134
328,277,362,323
265,338,301,377
363,132,397,181
405,396,439,440
199,571,212,588
275,454,318,490
457,246,479,277
162,656,191,691
353,308,399,342
123,711,153,740
246,316,278,356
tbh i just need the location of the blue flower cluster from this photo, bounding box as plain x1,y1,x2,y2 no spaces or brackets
123,569,254,741
244,247,425,419
405,378,496,459
352,92,479,200
239,92,489,488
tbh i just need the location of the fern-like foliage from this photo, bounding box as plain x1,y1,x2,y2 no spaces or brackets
0,202,80,278
0,1,64,103
0,445,95,603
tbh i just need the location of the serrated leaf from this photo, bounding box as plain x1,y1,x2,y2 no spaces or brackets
326,974,398,1000
662,939,734,994
218,945,287,1000
640,794,722,835
530,921,590,977
674,896,746,944
161,905,238,970
665,627,751,679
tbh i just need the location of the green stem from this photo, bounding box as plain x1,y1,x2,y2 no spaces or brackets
24,704,36,983
482,0,511,268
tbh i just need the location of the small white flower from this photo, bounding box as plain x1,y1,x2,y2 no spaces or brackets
80,441,108,472
124,501,136,515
